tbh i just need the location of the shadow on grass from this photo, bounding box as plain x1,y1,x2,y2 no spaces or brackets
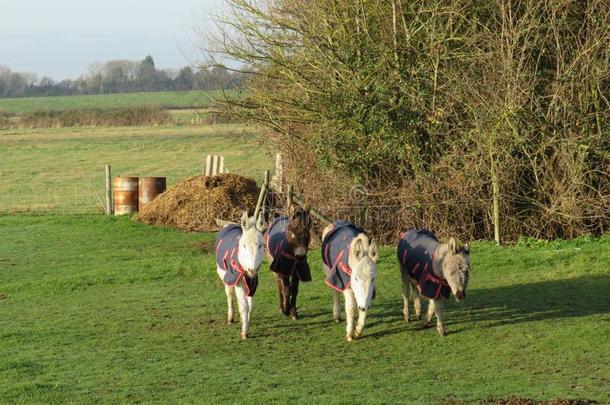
371,275,610,334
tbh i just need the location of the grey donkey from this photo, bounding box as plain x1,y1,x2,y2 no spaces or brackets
397,229,471,336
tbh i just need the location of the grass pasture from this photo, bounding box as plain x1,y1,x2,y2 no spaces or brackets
0,215,608,403
0,124,272,213
0,90,226,115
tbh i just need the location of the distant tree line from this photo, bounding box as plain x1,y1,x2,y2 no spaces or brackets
0,55,243,98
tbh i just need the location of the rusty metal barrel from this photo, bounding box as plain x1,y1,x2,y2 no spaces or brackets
138,176,166,211
113,176,139,215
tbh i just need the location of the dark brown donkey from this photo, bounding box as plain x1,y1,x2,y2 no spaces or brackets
264,204,313,320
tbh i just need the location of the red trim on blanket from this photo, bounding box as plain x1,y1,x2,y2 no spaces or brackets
324,278,351,292
338,261,352,276
412,262,420,274
333,250,344,270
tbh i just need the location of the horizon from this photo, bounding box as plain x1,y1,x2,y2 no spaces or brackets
0,0,227,81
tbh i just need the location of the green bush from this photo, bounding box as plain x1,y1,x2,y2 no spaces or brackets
209,0,610,242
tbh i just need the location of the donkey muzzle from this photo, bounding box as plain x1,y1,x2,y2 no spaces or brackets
293,246,307,259
455,290,465,301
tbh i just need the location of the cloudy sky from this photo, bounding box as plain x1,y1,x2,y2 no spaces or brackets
0,0,227,80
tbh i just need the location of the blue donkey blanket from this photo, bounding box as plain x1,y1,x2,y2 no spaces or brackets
321,220,364,292
215,224,259,297
397,229,451,300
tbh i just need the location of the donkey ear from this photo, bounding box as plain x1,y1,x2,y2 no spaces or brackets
448,237,457,254
256,212,267,232
353,238,365,260
368,239,379,262
240,211,250,229
463,243,470,255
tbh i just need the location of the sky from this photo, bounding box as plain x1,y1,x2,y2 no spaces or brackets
0,0,228,80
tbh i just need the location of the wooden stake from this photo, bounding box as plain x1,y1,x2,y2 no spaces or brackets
254,170,270,220
204,155,212,176
105,165,113,215
261,170,270,219
286,184,293,208
211,155,219,176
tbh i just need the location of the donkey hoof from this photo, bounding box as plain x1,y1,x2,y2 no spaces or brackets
404,316,410,324
240,332,249,340
346,335,353,342
227,319,234,325
333,318,341,324
354,330,362,338
437,327,446,337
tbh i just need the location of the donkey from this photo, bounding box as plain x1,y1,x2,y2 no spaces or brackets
321,220,378,341
214,211,265,340
397,229,471,336
265,204,312,320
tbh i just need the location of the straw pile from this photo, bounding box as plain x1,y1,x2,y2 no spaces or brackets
136,173,259,232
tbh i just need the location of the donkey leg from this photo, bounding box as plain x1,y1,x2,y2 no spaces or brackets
401,271,410,323
276,276,290,316
354,308,367,338
247,296,254,319
423,299,435,329
224,284,235,324
235,283,250,340
344,290,357,341
289,276,300,321
331,289,341,323
433,299,446,336
412,280,422,321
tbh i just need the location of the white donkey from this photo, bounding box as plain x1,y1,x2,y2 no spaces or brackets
321,220,378,341
397,229,471,336
214,212,265,339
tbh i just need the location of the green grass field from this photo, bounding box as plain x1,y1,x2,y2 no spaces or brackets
0,90,228,115
0,124,272,213
0,215,608,403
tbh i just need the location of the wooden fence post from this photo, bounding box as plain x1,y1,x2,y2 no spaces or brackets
262,170,270,219
105,165,113,215
286,184,293,208
211,155,219,176
204,155,212,176
254,170,270,219
271,153,283,191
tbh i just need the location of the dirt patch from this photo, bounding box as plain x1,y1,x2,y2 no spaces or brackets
136,173,259,232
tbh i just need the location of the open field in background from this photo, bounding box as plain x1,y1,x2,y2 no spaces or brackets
0,124,272,213
0,215,608,402
0,90,229,115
